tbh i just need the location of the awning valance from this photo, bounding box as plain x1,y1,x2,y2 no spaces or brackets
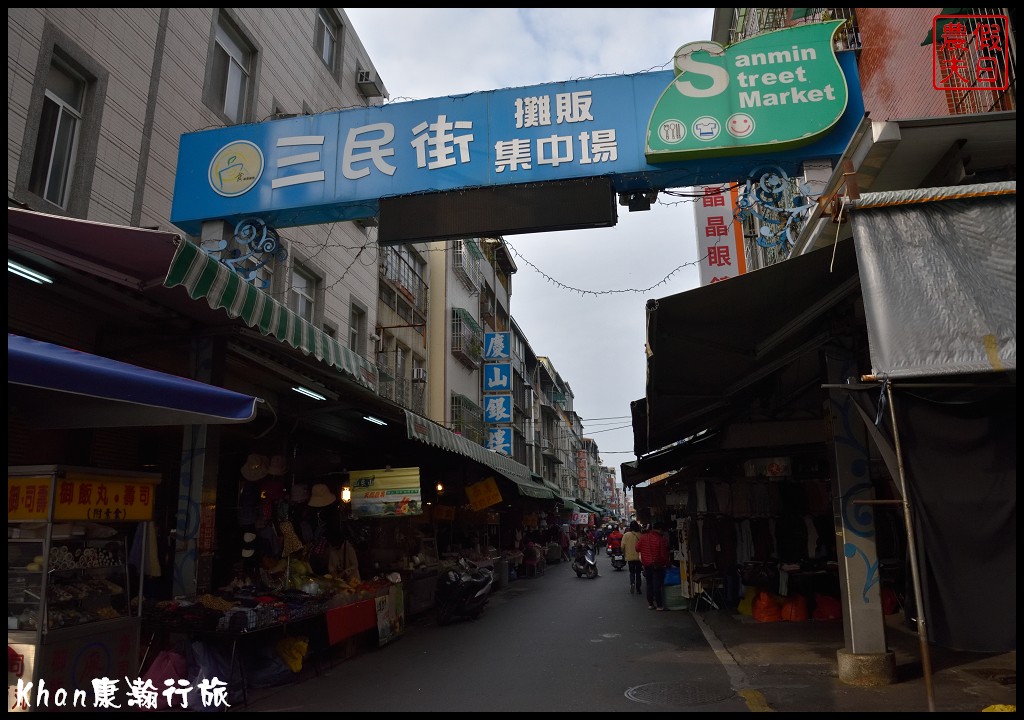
8,334,261,428
164,239,378,392
404,410,551,499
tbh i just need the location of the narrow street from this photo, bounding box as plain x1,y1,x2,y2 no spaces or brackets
245,555,750,713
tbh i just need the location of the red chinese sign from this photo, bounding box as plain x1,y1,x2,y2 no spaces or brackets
932,14,1010,92
693,184,747,286
9,476,156,522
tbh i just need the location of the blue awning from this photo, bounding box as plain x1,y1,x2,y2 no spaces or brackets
8,334,261,428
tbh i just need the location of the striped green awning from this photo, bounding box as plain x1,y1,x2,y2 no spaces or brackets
405,410,552,498
164,239,378,392
574,498,602,514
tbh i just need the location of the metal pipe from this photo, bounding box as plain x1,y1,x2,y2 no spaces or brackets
886,381,935,712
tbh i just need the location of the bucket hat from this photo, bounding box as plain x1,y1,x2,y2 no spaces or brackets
308,483,337,508
241,453,269,482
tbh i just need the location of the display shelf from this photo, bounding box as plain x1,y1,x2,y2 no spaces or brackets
8,464,159,704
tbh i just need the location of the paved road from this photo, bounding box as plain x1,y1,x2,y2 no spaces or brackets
245,556,753,712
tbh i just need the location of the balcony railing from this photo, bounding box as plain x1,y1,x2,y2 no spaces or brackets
451,307,483,368
453,240,484,293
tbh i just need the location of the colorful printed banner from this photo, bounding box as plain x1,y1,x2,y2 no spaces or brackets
348,467,422,518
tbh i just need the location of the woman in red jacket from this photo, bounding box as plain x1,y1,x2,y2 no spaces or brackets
636,522,671,610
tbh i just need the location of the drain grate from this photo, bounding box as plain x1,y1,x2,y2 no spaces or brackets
625,681,735,707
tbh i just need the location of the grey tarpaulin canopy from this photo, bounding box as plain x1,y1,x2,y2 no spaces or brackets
847,181,1016,653
849,181,1015,379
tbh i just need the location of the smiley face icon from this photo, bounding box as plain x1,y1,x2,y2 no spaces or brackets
727,113,755,138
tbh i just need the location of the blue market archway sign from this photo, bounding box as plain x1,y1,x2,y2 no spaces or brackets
171,22,861,244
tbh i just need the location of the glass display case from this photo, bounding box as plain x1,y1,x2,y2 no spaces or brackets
8,465,160,712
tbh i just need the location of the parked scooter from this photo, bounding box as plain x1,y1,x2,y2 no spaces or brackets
436,556,493,625
610,546,626,571
571,542,599,579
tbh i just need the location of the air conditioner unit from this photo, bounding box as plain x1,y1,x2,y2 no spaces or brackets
356,69,384,98
412,368,428,383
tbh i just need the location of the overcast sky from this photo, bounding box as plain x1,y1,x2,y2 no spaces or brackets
345,8,715,474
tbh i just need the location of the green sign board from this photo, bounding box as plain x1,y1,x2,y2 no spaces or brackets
646,21,848,161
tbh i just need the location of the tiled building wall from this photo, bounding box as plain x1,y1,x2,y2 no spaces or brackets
856,7,965,121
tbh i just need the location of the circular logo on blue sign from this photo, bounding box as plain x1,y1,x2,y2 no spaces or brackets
209,141,264,197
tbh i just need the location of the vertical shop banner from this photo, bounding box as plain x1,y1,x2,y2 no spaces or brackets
483,362,512,392
483,394,512,423
483,332,511,360
693,184,746,286
485,426,513,456
466,476,502,511
349,467,422,517
483,349,512,456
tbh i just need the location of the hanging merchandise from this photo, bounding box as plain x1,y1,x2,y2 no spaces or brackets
308,483,337,508
241,454,270,482
279,520,304,557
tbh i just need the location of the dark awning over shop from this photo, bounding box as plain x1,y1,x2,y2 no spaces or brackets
404,410,551,498
8,333,261,428
638,239,861,456
8,206,181,291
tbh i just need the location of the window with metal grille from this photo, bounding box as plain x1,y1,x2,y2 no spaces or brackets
453,239,484,292
449,393,484,444
451,307,483,367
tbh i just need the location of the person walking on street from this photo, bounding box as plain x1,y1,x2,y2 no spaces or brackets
621,521,643,595
637,521,671,610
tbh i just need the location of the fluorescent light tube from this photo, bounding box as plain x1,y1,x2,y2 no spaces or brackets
8,260,53,284
292,385,327,401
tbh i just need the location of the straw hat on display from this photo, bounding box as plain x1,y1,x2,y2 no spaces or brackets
241,453,270,482
308,483,336,508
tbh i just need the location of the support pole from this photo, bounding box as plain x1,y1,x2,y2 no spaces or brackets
885,381,935,712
